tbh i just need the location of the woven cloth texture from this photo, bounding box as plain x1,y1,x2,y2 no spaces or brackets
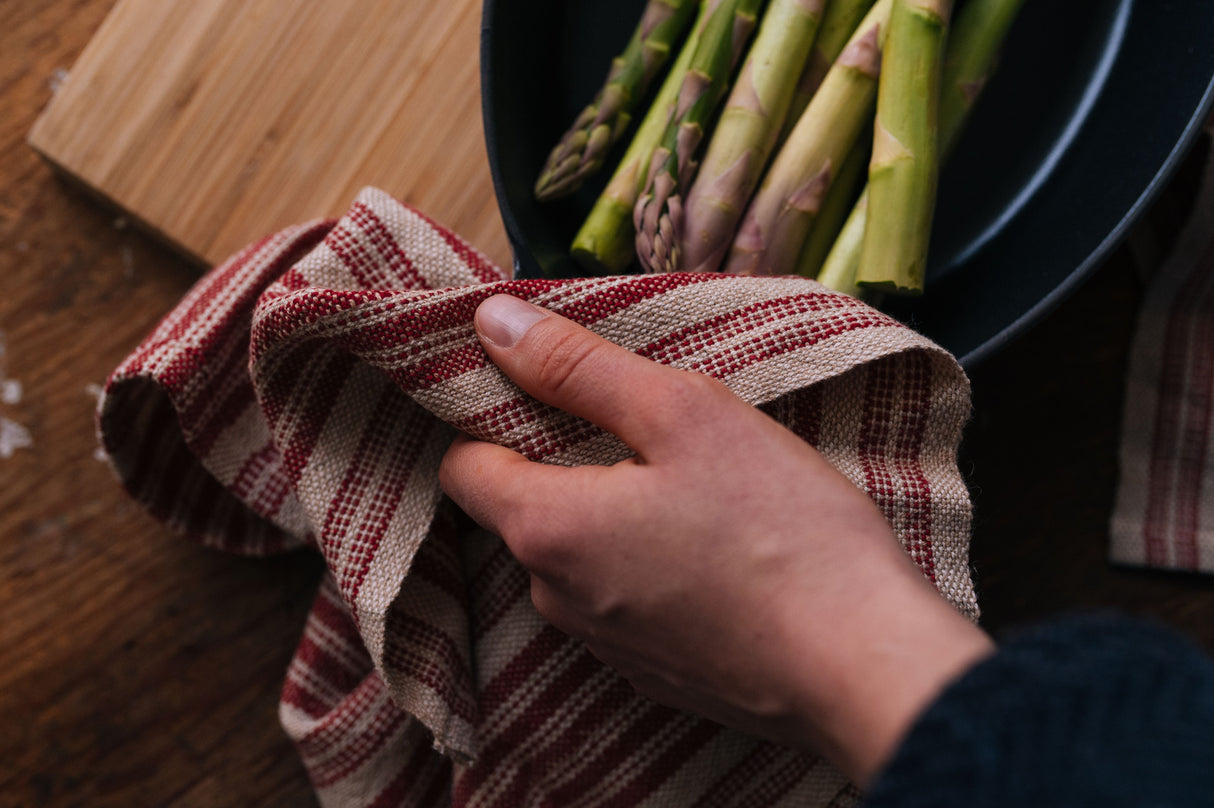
98,187,976,807
1112,135,1214,573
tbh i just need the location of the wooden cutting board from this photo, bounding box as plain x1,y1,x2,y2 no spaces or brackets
27,0,512,269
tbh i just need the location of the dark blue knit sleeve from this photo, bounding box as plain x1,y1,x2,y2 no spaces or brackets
863,614,1214,807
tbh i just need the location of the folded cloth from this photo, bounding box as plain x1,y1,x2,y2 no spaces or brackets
1112,137,1214,572
98,187,977,807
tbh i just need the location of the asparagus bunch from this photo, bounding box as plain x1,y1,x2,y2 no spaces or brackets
571,2,714,274
816,0,1026,293
633,0,763,273
853,0,954,295
679,0,828,274
533,0,699,201
539,0,1026,290
724,0,892,276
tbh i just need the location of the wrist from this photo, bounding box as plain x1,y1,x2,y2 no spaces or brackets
776,561,993,786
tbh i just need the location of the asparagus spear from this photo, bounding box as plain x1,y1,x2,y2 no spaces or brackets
776,0,878,148
939,0,1026,158
794,134,871,280
633,0,763,273
815,184,869,295
571,1,713,275
724,0,892,277
534,0,699,201
819,0,1023,293
854,0,954,295
679,0,829,274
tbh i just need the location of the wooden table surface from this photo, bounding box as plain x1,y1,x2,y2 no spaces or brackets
3,2,1213,806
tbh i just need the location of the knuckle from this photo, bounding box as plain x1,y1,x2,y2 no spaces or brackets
589,643,639,679
530,582,586,642
658,369,731,417
529,579,559,621
531,329,610,398
507,536,548,572
499,510,562,571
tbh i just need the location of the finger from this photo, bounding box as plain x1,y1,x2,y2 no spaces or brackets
439,435,553,539
437,436,502,535
529,578,621,659
439,434,621,574
473,294,730,457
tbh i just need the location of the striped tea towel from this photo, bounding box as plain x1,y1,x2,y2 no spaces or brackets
1112,136,1214,572
97,187,977,807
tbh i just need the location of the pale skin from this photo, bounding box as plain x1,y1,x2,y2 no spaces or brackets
439,294,993,787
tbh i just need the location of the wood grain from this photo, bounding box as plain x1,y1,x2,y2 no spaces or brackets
2,1,322,804
26,0,512,269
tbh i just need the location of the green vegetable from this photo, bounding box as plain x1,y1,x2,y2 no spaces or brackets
571,1,714,274
534,0,699,201
680,0,829,274
854,0,953,295
634,0,763,273
724,0,891,276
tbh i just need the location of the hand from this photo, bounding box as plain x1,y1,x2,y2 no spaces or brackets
439,294,992,785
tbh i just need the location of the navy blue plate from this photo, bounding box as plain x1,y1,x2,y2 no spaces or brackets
481,0,1214,367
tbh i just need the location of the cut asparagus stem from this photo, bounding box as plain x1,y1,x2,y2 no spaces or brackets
776,0,878,148
724,0,892,277
571,1,713,275
534,0,699,201
855,0,953,295
821,0,1022,294
679,0,828,274
634,0,763,273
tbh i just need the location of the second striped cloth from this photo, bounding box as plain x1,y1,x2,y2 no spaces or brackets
1112,127,1214,573
98,187,977,807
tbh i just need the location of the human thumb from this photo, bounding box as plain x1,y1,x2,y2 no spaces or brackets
473,293,709,452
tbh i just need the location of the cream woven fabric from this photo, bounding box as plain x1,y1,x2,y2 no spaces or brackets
99,187,976,806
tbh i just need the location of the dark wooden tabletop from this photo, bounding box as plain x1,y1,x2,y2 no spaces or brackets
3,2,1212,806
